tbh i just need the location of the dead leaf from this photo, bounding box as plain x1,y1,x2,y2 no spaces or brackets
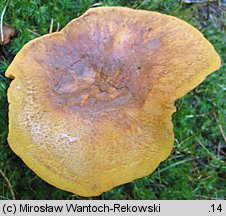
0,24,15,45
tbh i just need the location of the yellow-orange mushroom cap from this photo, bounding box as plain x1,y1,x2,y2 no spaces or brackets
5,7,221,197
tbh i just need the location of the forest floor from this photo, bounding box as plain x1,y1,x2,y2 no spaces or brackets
0,0,225,199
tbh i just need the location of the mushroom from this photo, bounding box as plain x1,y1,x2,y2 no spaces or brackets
5,7,220,197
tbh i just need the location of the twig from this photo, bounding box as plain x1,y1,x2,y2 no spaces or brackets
0,195,10,200
213,111,226,143
0,169,15,200
56,22,60,32
0,0,10,43
217,141,221,158
196,195,211,200
49,18,53,33
158,158,196,173
198,141,218,160
26,28,40,37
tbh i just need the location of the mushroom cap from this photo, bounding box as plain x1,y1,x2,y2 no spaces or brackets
5,7,220,196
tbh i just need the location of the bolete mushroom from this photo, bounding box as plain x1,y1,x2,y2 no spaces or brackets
5,7,221,197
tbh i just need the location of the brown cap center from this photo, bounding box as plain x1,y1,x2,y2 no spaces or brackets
50,54,139,113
